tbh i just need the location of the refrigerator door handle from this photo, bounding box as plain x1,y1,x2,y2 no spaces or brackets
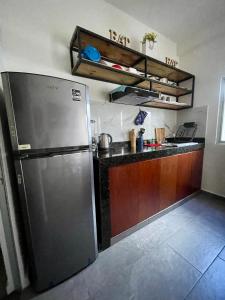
16,146,92,160
17,174,22,185
46,149,91,158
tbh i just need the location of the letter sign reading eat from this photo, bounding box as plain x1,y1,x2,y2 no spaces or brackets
109,29,130,47
165,57,178,68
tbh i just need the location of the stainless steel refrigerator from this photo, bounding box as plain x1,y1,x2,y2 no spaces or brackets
1,72,98,292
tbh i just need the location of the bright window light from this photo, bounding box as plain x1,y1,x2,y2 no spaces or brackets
218,78,225,143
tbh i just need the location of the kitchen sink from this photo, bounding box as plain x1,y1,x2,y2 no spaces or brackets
162,142,198,147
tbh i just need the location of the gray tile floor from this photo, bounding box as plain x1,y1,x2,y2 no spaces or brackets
7,191,225,300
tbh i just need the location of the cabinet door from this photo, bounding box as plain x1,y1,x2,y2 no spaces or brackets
109,158,160,237
159,155,178,210
191,149,204,192
137,158,160,222
176,152,193,201
109,163,140,237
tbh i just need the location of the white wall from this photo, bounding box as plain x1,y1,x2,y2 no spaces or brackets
178,25,225,197
0,0,178,141
0,0,179,292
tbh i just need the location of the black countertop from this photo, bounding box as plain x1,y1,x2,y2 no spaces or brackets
94,142,205,166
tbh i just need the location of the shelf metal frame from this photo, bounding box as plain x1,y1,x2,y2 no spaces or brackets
70,26,195,110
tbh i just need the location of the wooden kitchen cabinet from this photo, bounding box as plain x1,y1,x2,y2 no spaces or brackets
109,149,204,237
159,155,178,210
191,149,204,193
176,150,204,200
109,162,139,236
137,159,160,222
109,158,160,237
176,152,193,200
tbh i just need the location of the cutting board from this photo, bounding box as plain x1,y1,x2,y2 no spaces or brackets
155,128,165,144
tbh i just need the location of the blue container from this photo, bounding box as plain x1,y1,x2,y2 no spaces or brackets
137,136,144,152
81,45,101,62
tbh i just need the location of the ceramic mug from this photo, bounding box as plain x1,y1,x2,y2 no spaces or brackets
160,77,168,84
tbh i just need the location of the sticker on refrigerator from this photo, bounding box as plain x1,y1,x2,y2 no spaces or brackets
72,89,81,101
18,144,31,150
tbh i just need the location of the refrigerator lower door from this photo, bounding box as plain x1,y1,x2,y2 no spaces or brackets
15,151,97,291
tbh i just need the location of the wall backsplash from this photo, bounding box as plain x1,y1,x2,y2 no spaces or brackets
177,105,208,138
90,102,177,142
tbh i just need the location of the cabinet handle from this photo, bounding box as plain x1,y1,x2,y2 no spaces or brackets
17,174,22,185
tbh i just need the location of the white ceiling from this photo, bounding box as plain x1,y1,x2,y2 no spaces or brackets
105,0,225,45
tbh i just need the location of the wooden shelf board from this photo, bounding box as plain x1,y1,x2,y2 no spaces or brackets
136,80,192,97
71,27,144,67
141,100,191,110
134,58,193,82
72,59,145,86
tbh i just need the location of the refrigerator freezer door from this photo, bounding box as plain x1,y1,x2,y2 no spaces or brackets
2,72,90,151
16,151,97,291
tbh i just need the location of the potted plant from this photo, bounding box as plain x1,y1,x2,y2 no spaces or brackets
141,32,157,54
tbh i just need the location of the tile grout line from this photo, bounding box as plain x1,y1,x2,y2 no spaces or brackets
217,245,225,261
166,244,204,300
167,244,202,274
183,247,225,300
159,213,202,247
183,271,205,300
218,256,225,262
217,257,225,264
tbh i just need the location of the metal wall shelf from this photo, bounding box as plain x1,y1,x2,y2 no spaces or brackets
70,26,195,110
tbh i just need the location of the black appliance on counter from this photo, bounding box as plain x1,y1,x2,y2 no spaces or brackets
165,122,198,146
1,72,98,292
